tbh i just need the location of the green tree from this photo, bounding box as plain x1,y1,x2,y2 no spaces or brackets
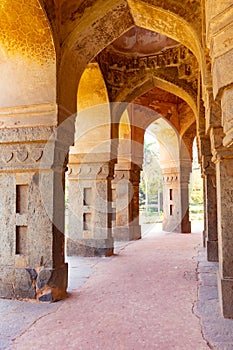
140,141,163,215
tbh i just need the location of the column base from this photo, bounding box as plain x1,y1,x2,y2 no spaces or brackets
218,275,233,319
162,221,191,233
207,240,219,262
203,230,207,248
113,225,141,241
181,220,191,234
0,263,68,302
66,238,114,257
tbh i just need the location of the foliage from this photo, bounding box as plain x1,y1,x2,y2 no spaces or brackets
189,167,203,204
140,140,163,213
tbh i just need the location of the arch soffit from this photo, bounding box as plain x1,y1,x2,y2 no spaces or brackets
37,0,59,53
0,0,56,61
77,62,109,112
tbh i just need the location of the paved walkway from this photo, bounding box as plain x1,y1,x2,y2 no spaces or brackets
9,225,209,349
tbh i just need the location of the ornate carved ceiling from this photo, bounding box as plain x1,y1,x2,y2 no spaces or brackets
98,27,199,107
133,87,195,135
111,26,179,56
97,25,198,136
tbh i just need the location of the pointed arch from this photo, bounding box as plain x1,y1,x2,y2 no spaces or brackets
73,62,111,154
112,75,198,126
59,0,204,117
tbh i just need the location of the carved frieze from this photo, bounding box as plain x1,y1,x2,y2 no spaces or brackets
98,45,198,102
163,174,179,183
0,144,67,172
68,162,113,180
1,145,42,166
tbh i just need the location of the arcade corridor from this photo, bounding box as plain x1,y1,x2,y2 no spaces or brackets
2,2,233,347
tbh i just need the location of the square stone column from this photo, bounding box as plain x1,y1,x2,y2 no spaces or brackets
210,125,233,317
202,155,218,261
0,127,68,302
180,170,192,233
199,136,218,261
162,167,191,233
67,153,114,257
214,156,233,318
112,163,141,241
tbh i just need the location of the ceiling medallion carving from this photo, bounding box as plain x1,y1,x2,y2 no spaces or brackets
111,26,179,56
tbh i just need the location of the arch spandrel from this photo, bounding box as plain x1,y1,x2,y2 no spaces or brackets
127,0,203,67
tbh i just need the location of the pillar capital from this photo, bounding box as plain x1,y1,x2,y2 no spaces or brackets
201,154,216,177
211,147,233,164
209,126,233,163
198,135,211,156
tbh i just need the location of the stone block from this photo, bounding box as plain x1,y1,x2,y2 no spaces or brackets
218,276,233,319
67,238,113,257
0,263,68,302
0,266,35,299
207,240,219,262
14,268,36,299
181,219,191,233
35,263,68,302
113,225,141,241
213,49,233,98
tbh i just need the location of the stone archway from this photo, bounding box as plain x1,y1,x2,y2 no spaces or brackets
58,0,205,117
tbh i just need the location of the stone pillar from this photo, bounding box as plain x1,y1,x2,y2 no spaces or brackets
215,155,233,318
112,162,141,241
205,171,218,261
162,166,191,233
202,176,207,248
199,135,218,261
211,126,233,317
205,2,233,318
67,152,114,257
180,165,192,233
201,154,218,261
0,127,68,302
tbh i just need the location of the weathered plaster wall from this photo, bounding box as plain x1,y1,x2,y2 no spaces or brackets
0,0,56,110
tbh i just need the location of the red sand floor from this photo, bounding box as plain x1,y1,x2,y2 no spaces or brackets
12,231,209,349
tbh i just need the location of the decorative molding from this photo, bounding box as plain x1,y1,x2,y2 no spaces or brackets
0,103,57,129
2,151,13,164
0,144,67,172
31,150,43,162
16,148,28,163
98,45,198,102
163,175,178,183
68,162,111,179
